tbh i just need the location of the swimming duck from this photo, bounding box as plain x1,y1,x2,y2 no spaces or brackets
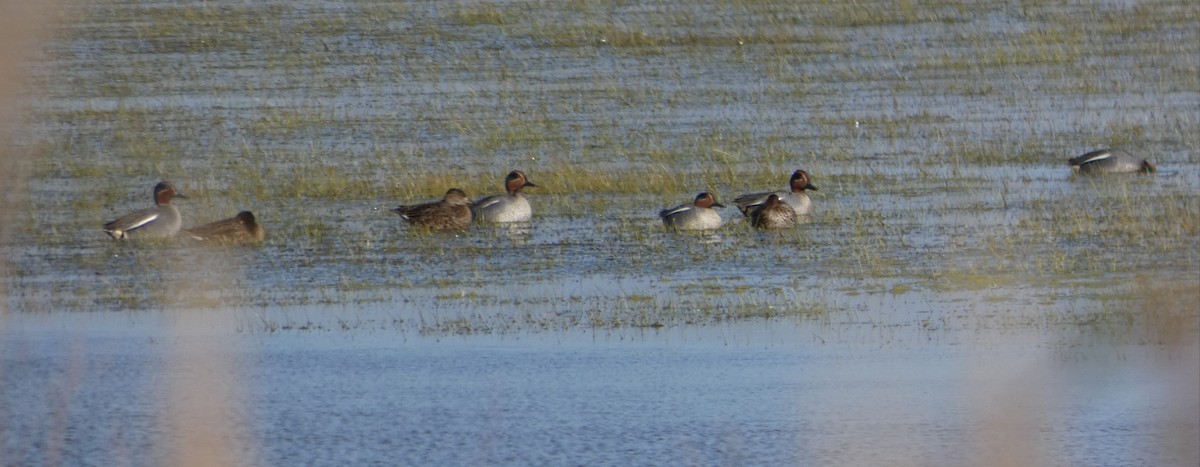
1069,149,1156,174
734,169,817,216
102,181,185,239
472,170,537,223
660,192,724,231
184,211,266,244
391,188,474,231
750,194,797,229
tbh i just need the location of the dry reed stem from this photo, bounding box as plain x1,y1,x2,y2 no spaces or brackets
0,0,53,460
162,222,256,464
1,2,254,465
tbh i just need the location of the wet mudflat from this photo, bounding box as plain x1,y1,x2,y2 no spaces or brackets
2,0,1198,465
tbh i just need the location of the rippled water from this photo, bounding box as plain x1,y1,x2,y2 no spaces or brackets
4,316,1197,466
3,0,1199,465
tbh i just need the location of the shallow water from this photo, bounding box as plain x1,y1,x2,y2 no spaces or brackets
4,317,1197,466
3,0,1200,464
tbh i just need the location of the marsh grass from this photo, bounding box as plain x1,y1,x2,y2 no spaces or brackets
448,3,511,27
121,3,291,53
4,3,1197,467
1019,183,1198,246
10,0,1200,342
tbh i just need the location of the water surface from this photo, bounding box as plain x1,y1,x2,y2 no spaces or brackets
4,316,1196,466
3,0,1199,464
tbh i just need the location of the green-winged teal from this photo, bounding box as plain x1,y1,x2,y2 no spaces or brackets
1069,149,1156,174
750,194,797,229
472,170,536,223
660,192,724,231
102,181,185,239
735,169,817,216
185,211,265,244
392,188,474,231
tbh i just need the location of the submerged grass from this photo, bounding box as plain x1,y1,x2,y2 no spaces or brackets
1052,278,1200,347
11,0,1200,340
1021,185,1200,242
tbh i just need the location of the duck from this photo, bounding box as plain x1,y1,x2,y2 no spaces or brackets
391,188,473,231
1069,149,1156,174
660,192,724,231
734,169,818,216
102,181,185,239
750,194,797,229
184,211,266,244
471,170,537,223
